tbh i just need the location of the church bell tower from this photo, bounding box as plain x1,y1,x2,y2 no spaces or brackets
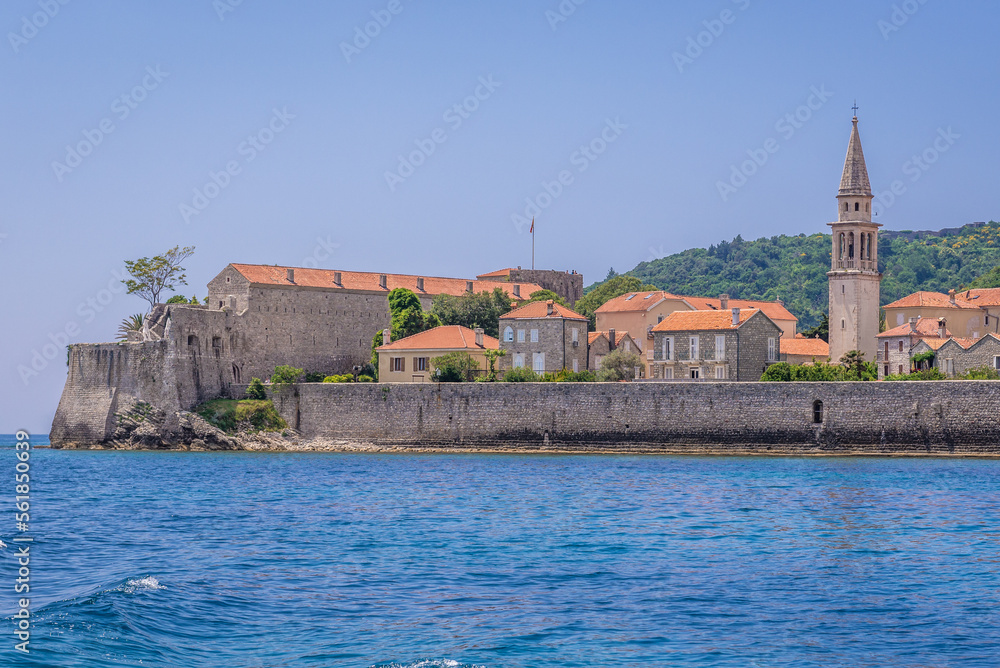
828,113,881,363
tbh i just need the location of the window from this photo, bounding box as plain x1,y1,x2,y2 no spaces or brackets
572,328,579,344
994,356,1000,371
662,336,673,361
624,341,631,352
813,400,823,424
767,337,776,361
843,202,848,211
212,336,222,349
898,364,904,375
595,355,603,369
625,294,635,300
533,353,544,372
391,357,405,372
715,366,726,379
841,319,846,330
715,335,726,360
530,329,539,342
884,364,889,377
946,358,955,376
517,329,525,343
663,368,673,379
514,354,524,369
503,326,514,342
855,202,860,211
690,367,700,379
848,232,855,259
416,357,427,372
898,341,904,352
572,359,579,373
689,336,699,360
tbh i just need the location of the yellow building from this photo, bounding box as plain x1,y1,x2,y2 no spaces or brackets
883,289,1000,340
377,325,498,382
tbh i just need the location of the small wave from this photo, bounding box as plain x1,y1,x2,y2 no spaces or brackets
118,576,166,593
371,660,487,668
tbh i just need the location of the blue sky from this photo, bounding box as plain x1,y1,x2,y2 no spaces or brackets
2,0,998,433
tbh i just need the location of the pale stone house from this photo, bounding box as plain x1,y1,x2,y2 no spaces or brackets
648,308,782,381
933,333,1000,377
499,300,589,374
377,325,498,382
875,317,950,379
883,289,1000,340
779,334,830,365
588,329,642,372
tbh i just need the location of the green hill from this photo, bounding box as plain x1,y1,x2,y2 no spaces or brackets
600,221,1000,330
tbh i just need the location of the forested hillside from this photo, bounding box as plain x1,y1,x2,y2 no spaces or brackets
600,221,1000,329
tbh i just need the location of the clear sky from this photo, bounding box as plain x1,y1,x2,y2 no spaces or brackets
3,0,998,433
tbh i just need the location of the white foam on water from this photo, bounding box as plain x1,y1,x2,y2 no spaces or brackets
119,576,166,593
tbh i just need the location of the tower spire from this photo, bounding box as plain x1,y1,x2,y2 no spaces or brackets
839,114,871,197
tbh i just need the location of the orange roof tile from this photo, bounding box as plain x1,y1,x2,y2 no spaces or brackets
678,296,798,322
229,264,542,300
588,330,633,346
962,288,1000,307
377,325,498,352
922,338,951,350
780,336,830,358
883,291,979,310
475,268,515,279
594,291,683,313
877,317,951,339
500,300,588,321
652,309,760,332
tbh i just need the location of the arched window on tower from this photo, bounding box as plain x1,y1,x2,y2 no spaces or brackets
855,202,860,211
839,233,845,259
848,232,855,259
867,233,873,260
859,233,865,260
844,202,849,211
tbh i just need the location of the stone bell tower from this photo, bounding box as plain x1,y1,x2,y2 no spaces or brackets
828,113,881,363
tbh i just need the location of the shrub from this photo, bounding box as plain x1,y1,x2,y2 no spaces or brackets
431,351,479,382
596,348,642,382
245,377,267,400
196,399,287,433
884,368,947,381
270,365,304,387
166,295,188,304
357,374,375,383
303,371,327,383
958,365,1000,380
322,374,354,383
503,367,539,382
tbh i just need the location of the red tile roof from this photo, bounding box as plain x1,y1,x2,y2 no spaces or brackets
594,291,683,313
780,335,830,358
377,325,498,352
945,332,1000,350
962,288,1000,307
500,300,588,321
883,291,979,310
229,264,542,300
652,309,760,332
877,317,952,339
678,296,798,322
588,330,634,346
475,268,515,279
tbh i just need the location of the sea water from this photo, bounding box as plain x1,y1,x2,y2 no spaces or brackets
2,435,999,667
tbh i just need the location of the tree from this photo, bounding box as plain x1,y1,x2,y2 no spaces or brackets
245,378,267,400
596,348,642,382
117,313,145,340
270,365,303,391
803,313,828,342
370,289,442,376
574,275,658,330
503,367,539,382
482,348,506,381
525,289,566,306
166,295,188,304
839,350,877,381
431,288,513,339
431,351,479,382
122,245,195,311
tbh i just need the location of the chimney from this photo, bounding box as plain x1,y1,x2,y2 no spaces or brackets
938,318,947,338
949,289,956,306
608,328,616,350
513,284,521,298
334,271,342,286
546,299,554,316
382,328,391,344
466,281,474,293
909,316,918,333
719,293,729,310
416,277,424,291
379,274,387,289
474,328,484,347
732,307,740,326
287,268,295,283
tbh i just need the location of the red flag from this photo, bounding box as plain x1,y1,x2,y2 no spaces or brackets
529,217,534,234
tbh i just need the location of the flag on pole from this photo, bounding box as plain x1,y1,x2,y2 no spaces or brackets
529,217,534,234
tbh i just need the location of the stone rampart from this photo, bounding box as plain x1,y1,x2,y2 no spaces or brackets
271,381,1000,455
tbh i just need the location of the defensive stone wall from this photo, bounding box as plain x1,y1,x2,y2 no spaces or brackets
271,381,1000,455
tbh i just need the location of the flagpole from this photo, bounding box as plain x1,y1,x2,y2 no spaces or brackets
531,217,535,270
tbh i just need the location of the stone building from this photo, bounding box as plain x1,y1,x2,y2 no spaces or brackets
875,317,950,379
883,289,1000,339
588,329,642,372
780,334,830,365
499,300,589,374
933,333,1000,377
376,325,498,383
648,308,782,381
476,267,584,307
828,115,881,363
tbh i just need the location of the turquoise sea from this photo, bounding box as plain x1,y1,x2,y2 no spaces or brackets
2,434,1000,667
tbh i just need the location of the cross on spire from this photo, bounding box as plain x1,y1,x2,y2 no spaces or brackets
852,100,859,116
